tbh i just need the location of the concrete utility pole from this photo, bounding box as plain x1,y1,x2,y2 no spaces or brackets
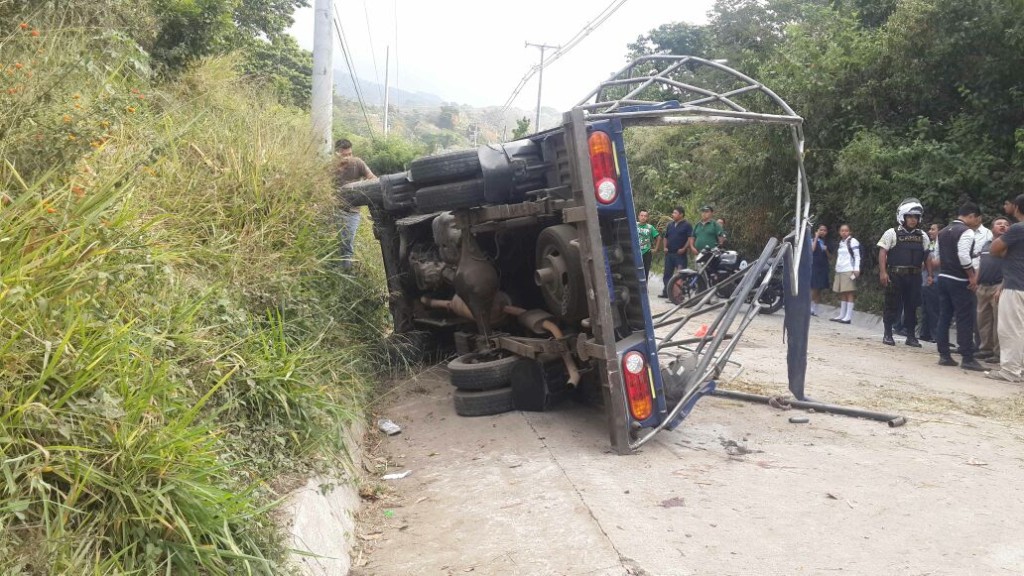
383,45,391,137
311,0,333,155
525,42,559,133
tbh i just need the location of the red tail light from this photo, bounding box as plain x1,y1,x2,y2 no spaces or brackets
588,131,618,204
622,351,653,421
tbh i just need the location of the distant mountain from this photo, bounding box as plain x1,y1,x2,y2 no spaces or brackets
333,72,443,109
332,72,564,147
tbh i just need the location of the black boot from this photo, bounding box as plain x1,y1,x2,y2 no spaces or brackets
882,326,895,346
905,336,921,347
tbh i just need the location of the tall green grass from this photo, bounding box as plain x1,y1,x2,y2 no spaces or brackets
1,15,389,575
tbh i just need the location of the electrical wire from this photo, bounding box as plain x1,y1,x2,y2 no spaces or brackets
331,8,377,139
393,0,400,110
500,0,632,113
363,0,384,104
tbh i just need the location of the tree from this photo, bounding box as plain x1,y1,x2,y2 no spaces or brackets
512,117,531,139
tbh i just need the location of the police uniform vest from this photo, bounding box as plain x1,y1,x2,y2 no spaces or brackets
887,227,927,269
938,220,971,280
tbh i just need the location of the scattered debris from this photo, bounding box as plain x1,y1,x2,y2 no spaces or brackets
382,470,412,480
377,418,402,436
719,437,762,456
789,416,810,424
659,497,686,508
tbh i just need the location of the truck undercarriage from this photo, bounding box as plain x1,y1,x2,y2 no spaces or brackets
344,55,815,454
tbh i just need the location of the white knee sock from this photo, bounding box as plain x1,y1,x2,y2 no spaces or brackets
843,302,855,321
834,302,847,319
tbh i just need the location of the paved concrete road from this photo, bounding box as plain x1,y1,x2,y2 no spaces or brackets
352,303,1024,576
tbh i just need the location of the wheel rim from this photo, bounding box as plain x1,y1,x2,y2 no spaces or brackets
538,245,570,307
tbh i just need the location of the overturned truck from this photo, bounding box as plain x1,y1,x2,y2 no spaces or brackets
343,56,813,454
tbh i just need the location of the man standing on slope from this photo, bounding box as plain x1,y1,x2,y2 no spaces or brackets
334,138,376,268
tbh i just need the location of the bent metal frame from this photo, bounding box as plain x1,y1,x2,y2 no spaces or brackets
569,55,814,451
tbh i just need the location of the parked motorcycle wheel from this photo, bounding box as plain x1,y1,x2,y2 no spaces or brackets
757,281,785,314
667,272,707,306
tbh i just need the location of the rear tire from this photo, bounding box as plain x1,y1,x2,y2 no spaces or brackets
448,351,518,391
453,387,515,417
409,149,480,185
415,178,486,212
339,178,384,207
382,172,416,211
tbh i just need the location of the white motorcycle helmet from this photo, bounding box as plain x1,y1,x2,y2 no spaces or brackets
896,197,924,227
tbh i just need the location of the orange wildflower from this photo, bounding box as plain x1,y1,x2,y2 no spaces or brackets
19,23,29,30
72,186,85,198
6,88,16,95
62,114,72,123
126,106,136,113
46,206,57,214
14,62,23,69
31,29,40,37
73,103,81,109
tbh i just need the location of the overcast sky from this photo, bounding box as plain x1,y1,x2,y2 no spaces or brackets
288,0,715,112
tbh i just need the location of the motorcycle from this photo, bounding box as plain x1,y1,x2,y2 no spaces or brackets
666,247,785,314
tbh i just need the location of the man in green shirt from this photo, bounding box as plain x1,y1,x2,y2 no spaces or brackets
636,209,659,277
689,205,725,255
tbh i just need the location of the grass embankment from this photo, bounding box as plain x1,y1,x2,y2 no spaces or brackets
1,20,389,575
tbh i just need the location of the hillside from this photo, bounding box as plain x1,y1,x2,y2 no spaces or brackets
332,75,564,150
0,5,390,574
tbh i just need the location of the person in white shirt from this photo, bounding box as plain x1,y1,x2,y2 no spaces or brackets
830,224,861,324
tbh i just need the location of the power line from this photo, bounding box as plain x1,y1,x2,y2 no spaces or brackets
393,0,400,110
362,0,384,104
500,0,632,114
331,8,376,139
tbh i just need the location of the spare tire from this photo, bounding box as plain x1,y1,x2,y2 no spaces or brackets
448,351,518,391
415,178,486,212
382,172,416,211
535,225,588,323
409,149,480,185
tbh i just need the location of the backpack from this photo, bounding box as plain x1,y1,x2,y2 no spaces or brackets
843,237,874,272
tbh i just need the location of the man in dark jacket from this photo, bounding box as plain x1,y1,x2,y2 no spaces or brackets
935,202,985,371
